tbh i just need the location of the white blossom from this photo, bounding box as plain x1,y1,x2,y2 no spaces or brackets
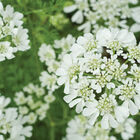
115,118,136,140
64,0,89,24
63,115,117,140
0,96,32,140
0,2,30,61
14,83,55,124
39,71,58,91
64,0,140,33
56,28,140,128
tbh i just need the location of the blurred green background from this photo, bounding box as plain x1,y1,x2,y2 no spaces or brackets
0,0,140,140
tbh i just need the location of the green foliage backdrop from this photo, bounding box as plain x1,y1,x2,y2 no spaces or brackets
0,0,140,140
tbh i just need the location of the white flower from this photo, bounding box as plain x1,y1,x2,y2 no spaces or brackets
0,96,10,109
27,112,37,124
39,71,58,91
96,28,136,50
83,94,120,129
127,44,140,63
47,60,60,73
44,93,55,104
23,83,37,94
128,64,140,82
12,27,30,51
19,106,29,115
0,41,15,61
38,44,55,64
56,54,79,94
114,78,140,115
0,2,30,61
115,118,136,140
14,91,27,105
14,83,55,124
0,96,32,140
57,28,140,128
54,34,75,55
1,4,23,26
70,33,98,58
64,0,140,33
64,0,89,24
64,78,93,113
64,115,117,140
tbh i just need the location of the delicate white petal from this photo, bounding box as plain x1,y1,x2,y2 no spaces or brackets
101,114,109,129
88,111,99,125
76,100,85,113
108,114,118,128
72,10,83,24
64,5,77,13
129,100,138,115
63,94,77,103
131,23,140,32
69,98,82,108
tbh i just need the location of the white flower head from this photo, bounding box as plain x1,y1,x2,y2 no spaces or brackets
64,115,117,140
64,0,140,33
0,96,32,140
57,28,140,129
0,2,30,61
14,83,55,123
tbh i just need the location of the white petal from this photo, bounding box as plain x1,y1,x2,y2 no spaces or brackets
57,76,66,85
96,28,111,46
76,100,85,113
78,22,91,33
64,5,77,13
121,132,131,140
63,54,72,67
101,114,109,129
131,23,140,32
115,106,129,123
117,30,136,46
129,100,138,115
64,80,70,94
135,83,140,94
88,111,99,125
56,68,66,76
131,7,140,23
69,98,82,108
72,10,83,24
108,114,118,128
70,43,85,57
83,107,97,116
134,95,140,109
63,94,77,103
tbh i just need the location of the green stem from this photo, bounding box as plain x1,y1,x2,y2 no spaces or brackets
25,8,48,15
46,112,55,140
124,59,129,64
50,123,55,140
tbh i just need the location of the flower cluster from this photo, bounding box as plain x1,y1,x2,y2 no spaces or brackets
0,96,32,140
38,34,75,92
0,2,30,61
56,28,140,129
14,83,55,124
115,118,136,140
63,115,136,140
64,0,140,33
